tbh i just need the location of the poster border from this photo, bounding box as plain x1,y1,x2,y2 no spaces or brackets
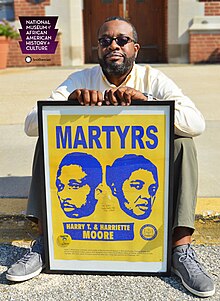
38,100,174,276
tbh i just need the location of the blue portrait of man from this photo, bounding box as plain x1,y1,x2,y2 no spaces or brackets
56,152,102,218
106,154,159,220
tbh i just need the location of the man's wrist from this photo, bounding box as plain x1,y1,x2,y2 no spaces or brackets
142,92,156,100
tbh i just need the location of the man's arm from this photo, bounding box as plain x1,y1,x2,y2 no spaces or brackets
24,67,104,137
103,68,206,138
24,89,67,137
24,74,74,137
24,88,105,136
149,69,206,137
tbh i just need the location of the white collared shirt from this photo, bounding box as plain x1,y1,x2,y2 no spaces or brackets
24,64,205,137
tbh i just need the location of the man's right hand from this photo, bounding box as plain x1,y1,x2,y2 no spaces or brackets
68,89,103,106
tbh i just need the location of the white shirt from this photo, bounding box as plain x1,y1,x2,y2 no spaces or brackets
24,64,205,137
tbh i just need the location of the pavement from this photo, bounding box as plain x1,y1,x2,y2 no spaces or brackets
0,64,220,300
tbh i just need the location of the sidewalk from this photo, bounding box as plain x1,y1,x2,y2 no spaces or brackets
0,65,220,300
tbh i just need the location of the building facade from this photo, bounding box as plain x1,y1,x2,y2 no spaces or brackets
1,0,220,67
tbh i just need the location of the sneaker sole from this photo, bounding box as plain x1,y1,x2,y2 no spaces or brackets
6,266,43,282
172,267,216,297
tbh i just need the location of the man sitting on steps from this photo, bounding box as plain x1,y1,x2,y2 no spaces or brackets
6,16,215,298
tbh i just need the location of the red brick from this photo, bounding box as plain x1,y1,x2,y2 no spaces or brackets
190,32,220,63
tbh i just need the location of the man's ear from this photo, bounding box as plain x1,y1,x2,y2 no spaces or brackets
134,43,140,58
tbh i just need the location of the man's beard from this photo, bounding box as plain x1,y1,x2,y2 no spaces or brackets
59,193,98,219
98,53,136,76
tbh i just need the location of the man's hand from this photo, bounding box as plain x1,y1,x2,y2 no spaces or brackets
68,89,103,106
104,87,148,106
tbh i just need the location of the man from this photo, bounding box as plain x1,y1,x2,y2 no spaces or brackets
6,16,215,297
56,152,102,218
106,154,158,219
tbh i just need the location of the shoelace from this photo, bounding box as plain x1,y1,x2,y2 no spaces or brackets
16,250,38,265
16,236,44,265
178,245,207,276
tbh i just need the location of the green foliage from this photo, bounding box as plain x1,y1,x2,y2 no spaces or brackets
0,19,20,39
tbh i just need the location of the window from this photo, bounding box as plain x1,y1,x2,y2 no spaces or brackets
0,0,15,21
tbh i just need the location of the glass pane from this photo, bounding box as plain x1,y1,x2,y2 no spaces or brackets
0,3,15,21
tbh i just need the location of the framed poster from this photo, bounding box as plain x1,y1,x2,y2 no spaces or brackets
38,100,174,275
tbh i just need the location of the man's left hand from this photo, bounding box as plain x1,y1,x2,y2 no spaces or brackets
104,87,148,106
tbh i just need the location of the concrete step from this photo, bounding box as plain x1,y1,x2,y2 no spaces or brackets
0,197,219,246
0,176,31,199
1,214,219,246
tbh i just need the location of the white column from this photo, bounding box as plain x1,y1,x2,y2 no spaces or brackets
168,0,204,63
46,0,84,66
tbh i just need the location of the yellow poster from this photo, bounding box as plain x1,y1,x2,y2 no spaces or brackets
40,103,173,274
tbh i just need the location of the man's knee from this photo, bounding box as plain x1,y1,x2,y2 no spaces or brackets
174,136,197,163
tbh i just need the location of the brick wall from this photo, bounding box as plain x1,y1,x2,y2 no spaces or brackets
190,1,220,63
14,0,51,19
199,0,220,16
190,33,220,63
205,1,220,15
7,0,62,67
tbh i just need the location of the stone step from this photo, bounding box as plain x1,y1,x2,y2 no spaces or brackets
0,214,219,246
0,197,219,246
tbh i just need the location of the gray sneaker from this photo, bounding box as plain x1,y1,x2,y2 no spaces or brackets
172,244,215,297
6,235,45,282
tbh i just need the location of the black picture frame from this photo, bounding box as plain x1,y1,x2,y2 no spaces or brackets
38,100,174,276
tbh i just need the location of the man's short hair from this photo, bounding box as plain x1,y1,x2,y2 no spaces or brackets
56,152,102,188
97,16,138,43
